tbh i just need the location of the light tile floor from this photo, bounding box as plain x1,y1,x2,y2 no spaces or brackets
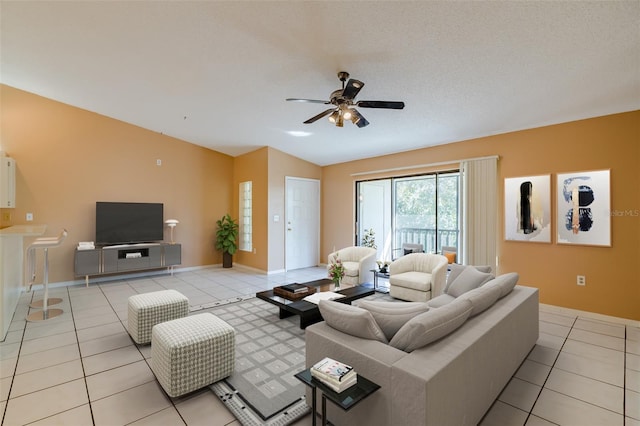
0,266,638,426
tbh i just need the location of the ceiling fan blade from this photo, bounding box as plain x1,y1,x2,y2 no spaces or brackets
351,109,370,128
342,79,364,100
303,108,336,124
357,100,405,109
286,98,330,104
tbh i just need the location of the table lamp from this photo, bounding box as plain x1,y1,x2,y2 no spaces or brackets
165,219,179,244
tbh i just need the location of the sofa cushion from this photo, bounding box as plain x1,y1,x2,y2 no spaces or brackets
446,266,494,298
457,284,502,316
319,300,388,343
389,271,432,291
426,294,456,308
389,298,473,352
444,264,492,293
357,300,430,341
482,272,519,298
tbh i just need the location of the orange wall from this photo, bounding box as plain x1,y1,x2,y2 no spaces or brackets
3,83,638,320
322,111,640,320
233,146,322,272
233,147,269,270
0,85,234,283
267,147,322,272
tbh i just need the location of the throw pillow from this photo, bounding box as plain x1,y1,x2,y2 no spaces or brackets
318,300,388,343
446,266,494,298
358,300,430,341
444,264,493,294
443,252,456,264
389,298,473,352
457,285,502,316
482,272,519,298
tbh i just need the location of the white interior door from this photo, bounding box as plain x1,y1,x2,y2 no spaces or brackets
285,177,320,270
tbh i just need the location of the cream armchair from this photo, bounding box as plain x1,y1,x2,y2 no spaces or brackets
389,253,448,301
327,246,377,286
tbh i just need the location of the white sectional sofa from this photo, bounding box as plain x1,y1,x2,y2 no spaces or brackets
305,276,539,426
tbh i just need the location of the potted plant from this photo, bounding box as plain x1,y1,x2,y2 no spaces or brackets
215,214,239,268
362,228,377,249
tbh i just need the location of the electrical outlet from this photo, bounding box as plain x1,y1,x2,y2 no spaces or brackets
2,212,10,222
253,248,257,254
26,213,33,221
577,275,586,286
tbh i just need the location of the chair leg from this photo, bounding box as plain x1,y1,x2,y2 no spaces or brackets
27,248,64,322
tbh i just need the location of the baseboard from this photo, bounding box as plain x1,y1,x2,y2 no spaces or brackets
540,303,640,327
29,264,220,289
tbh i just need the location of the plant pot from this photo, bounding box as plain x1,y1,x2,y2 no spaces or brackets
223,252,233,268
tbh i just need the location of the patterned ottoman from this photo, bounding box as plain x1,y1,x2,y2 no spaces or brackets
151,313,235,397
127,290,189,344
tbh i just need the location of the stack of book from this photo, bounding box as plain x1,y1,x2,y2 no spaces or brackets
280,283,309,294
310,357,358,393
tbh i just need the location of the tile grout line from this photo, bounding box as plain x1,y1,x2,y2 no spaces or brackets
1,291,33,425
73,284,98,426
537,315,630,421
522,315,578,425
102,279,190,426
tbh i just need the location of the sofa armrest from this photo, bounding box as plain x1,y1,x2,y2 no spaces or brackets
358,251,377,284
430,261,448,297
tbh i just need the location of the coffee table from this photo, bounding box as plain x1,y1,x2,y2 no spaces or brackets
256,278,374,329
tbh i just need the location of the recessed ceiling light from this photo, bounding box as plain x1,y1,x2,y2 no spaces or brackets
286,130,312,137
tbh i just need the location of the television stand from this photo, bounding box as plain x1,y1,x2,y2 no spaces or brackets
74,242,181,286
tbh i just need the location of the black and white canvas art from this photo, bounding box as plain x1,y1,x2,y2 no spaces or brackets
504,175,551,243
556,170,611,246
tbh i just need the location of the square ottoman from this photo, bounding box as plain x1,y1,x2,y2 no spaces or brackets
127,289,189,344
151,313,235,397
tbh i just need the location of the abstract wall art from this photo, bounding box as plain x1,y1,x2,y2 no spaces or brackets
556,170,611,246
504,175,551,243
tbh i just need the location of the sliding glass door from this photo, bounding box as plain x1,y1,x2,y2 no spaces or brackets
357,171,460,262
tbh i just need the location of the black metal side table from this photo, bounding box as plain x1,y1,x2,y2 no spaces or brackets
294,368,380,426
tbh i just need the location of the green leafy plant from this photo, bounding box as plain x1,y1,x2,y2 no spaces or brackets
362,228,377,249
215,214,239,255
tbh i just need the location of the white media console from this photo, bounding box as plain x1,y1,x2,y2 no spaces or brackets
74,242,181,286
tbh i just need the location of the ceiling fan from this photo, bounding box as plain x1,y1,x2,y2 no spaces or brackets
286,71,405,128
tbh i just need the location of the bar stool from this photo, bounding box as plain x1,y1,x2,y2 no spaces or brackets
26,229,68,322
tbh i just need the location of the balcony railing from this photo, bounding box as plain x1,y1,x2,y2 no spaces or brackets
394,227,459,255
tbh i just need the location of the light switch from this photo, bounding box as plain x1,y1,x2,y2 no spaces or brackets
273,215,280,222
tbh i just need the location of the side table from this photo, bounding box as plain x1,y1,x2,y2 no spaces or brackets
295,368,380,426
370,269,390,293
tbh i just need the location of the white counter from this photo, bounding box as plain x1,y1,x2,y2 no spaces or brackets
1,225,46,340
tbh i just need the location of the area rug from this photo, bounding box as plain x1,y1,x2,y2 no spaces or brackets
197,292,395,425
203,297,311,426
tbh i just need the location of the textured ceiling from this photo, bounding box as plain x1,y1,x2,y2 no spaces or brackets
2,1,639,166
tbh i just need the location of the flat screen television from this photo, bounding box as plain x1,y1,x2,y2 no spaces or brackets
96,202,164,245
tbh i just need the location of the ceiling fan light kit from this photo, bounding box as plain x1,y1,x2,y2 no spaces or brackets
287,71,405,128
